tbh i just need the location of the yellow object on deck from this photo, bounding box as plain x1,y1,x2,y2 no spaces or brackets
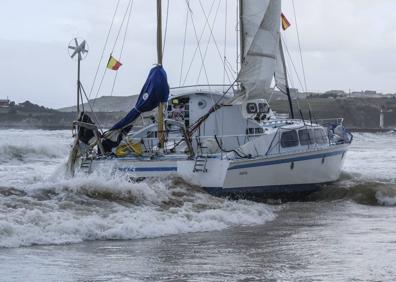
115,141,143,157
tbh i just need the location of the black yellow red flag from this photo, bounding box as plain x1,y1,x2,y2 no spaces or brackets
281,13,291,31
107,55,122,70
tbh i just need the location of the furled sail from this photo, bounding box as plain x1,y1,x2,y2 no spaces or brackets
274,38,288,95
236,0,281,101
102,65,169,149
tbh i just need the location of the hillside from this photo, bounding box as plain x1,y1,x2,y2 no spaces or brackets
58,95,138,112
1,96,396,130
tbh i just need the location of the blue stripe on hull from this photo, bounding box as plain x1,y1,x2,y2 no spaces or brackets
228,150,346,170
203,183,324,196
118,167,177,172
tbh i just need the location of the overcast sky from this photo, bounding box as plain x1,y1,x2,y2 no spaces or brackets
1,0,395,108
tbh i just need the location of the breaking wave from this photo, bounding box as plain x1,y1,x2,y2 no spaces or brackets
306,172,396,206
0,129,70,162
311,132,396,206
1,130,395,248
0,173,275,248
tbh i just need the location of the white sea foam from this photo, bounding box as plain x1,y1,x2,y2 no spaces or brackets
1,130,395,247
344,133,396,183
0,129,70,163
376,190,396,206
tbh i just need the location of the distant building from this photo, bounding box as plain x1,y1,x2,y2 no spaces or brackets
0,99,10,108
364,90,377,96
350,90,383,98
325,90,346,96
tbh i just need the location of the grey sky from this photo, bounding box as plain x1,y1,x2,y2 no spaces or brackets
1,0,395,108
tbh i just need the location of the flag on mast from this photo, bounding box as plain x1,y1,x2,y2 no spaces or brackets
281,13,291,30
107,55,122,70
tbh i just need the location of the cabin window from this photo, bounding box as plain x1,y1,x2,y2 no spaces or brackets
298,129,314,145
258,103,269,113
246,103,257,114
314,128,328,144
281,130,298,148
246,128,264,135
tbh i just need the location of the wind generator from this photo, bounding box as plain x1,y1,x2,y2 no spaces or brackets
68,37,89,117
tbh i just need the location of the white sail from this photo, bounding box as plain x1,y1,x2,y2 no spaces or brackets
240,0,270,58
237,0,281,101
274,38,288,95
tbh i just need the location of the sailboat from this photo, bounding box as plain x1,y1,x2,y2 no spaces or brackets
68,0,353,197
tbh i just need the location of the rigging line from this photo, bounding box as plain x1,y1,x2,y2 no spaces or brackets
224,58,237,75
92,67,108,108
162,0,170,56
196,0,223,84
182,0,217,86
80,83,104,133
110,0,134,97
235,0,239,75
191,0,222,133
88,0,121,99
93,0,132,108
291,1,316,120
183,0,213,87
111,0,133,54
292,0,308,92
179,7,189,86
281,35,302,111
222,0,227,91
281,35,304,93
197,0,233,83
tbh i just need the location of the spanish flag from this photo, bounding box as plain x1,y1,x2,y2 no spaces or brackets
281,13,291,31
107,55,122,70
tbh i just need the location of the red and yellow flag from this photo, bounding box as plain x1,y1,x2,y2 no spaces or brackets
107,55,122,70
281,13,291,30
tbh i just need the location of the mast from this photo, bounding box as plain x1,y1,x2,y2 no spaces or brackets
157,0,165,149
278,38,295,119
238,0,244,66
76,57,81,119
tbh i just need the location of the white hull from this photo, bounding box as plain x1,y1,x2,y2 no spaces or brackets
87,144,349,196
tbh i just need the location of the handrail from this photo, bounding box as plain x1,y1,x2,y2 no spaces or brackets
73,120,105,154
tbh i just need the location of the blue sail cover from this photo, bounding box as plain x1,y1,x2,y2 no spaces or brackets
110,65,169,131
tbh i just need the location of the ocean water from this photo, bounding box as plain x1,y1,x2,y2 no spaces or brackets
0,129,395,281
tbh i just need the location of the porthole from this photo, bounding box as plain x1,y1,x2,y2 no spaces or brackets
198,99,207,109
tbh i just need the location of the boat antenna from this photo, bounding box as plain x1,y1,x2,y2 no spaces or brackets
68,37,89,119
157,0,165,150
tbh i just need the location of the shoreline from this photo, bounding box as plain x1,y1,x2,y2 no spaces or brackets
0,125,393,133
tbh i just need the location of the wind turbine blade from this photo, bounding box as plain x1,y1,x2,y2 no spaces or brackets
68,46,76,50
74,38,79,47
71,50,78,58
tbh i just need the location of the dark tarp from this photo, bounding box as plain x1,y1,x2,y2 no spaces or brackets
110,65,169,133
101,65,169,153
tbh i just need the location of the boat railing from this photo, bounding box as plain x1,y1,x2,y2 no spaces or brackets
135,133,262,159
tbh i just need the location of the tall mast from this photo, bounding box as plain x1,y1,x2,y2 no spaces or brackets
157,0,163,65
278,38,295,119
157,0,165,149
238,0,244,67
